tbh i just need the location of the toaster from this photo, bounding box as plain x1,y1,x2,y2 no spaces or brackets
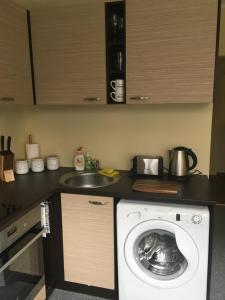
132,155,163,177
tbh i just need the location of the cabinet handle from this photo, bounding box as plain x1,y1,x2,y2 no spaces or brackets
89,201,108,206
84,97,101,102
130,96,149,101
0,97,15,102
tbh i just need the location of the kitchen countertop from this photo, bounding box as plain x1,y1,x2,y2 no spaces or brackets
0,167,218,231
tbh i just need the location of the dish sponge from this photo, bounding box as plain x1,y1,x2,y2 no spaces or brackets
99,168,119,177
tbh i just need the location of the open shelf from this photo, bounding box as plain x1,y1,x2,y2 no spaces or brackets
105,1,125,104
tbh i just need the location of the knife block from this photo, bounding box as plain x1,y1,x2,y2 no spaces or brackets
0,153,14,181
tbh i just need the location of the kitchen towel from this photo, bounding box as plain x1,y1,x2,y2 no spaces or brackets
26,143,40,168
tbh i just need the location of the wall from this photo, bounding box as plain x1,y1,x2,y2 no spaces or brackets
22,104,212,174
210,58,225,174
209,4,225,174
0,104,213,175
0,106,28,158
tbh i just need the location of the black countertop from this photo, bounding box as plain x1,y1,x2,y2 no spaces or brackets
0,167,218,231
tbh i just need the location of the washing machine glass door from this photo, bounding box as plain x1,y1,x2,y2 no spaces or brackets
136,229,188,280
125,220,199,289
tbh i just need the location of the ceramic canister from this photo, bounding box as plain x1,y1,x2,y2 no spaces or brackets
31,157,44,173
46,155,60,171
15,159,29,175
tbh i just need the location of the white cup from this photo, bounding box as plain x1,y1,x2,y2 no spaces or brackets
110,91,124,102
110,79,124,103
31,157,44,173
15,159,29,175
110,79,124,91
47,155,60,171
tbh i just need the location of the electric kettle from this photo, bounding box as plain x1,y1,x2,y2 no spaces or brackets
169,146,198,179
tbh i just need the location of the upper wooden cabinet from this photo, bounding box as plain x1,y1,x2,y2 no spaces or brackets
31,2,106,105
0,0,33,105
126,0,218,104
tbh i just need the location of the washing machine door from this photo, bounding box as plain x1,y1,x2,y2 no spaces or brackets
124,219,199,289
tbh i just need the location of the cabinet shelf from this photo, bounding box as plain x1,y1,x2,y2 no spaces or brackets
109,42,124,47
110,71,125,75
106,1,126,105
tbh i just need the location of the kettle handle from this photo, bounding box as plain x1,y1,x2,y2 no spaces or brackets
187,149,198,171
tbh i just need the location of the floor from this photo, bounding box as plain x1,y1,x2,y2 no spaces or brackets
48,289,108,300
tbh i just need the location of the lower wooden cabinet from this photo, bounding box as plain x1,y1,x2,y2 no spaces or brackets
61,193,115,290
33,286,46,300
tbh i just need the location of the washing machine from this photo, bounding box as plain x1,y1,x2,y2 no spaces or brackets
117,200,210,300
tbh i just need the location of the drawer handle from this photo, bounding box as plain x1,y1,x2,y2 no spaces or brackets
0,97,15,102
84,97,101,102
89,201,108,206
130,96,149,101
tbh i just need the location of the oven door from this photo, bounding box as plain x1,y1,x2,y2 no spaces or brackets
0,222,45,300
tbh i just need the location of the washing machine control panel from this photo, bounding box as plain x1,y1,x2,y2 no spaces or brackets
126,208,204,225
192,214,203,224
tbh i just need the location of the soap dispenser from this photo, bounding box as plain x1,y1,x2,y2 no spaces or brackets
74,147,85,171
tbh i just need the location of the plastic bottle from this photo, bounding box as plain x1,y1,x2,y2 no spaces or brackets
85,152,92,170
74,147,85,171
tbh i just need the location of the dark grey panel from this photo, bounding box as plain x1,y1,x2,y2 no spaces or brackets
48,289,108,300
210,206,225,300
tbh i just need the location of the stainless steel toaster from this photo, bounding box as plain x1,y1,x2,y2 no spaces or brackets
132,155,163,177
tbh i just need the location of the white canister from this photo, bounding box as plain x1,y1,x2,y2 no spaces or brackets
31,158,44,173
46,155,60,171
15,159,29,175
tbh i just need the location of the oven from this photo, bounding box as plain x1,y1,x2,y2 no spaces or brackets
0,204,48,300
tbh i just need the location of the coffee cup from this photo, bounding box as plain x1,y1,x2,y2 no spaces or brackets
110,79,124,91
110,79,124,103
110,91,124,103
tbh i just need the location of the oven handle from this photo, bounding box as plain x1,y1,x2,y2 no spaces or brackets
0,229,45,273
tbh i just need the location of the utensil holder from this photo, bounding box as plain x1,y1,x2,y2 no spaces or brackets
0,153,14,181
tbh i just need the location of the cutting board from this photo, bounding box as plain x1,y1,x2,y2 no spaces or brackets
132,179,178,195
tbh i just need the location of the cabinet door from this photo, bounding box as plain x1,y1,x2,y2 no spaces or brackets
43,194,64,295
33,286,46,300
31,2,106,105
61,194,114,289
126,0,218,104
0,0,33,104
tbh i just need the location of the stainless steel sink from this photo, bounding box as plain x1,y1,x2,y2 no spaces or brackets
59,171,120,188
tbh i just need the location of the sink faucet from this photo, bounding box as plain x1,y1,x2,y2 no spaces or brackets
84,152,100,170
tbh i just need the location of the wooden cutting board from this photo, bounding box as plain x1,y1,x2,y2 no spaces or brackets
132,179,178,195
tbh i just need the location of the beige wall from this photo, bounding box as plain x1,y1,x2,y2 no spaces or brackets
210,58,225,174
0,106,28,158
1,104,211,175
